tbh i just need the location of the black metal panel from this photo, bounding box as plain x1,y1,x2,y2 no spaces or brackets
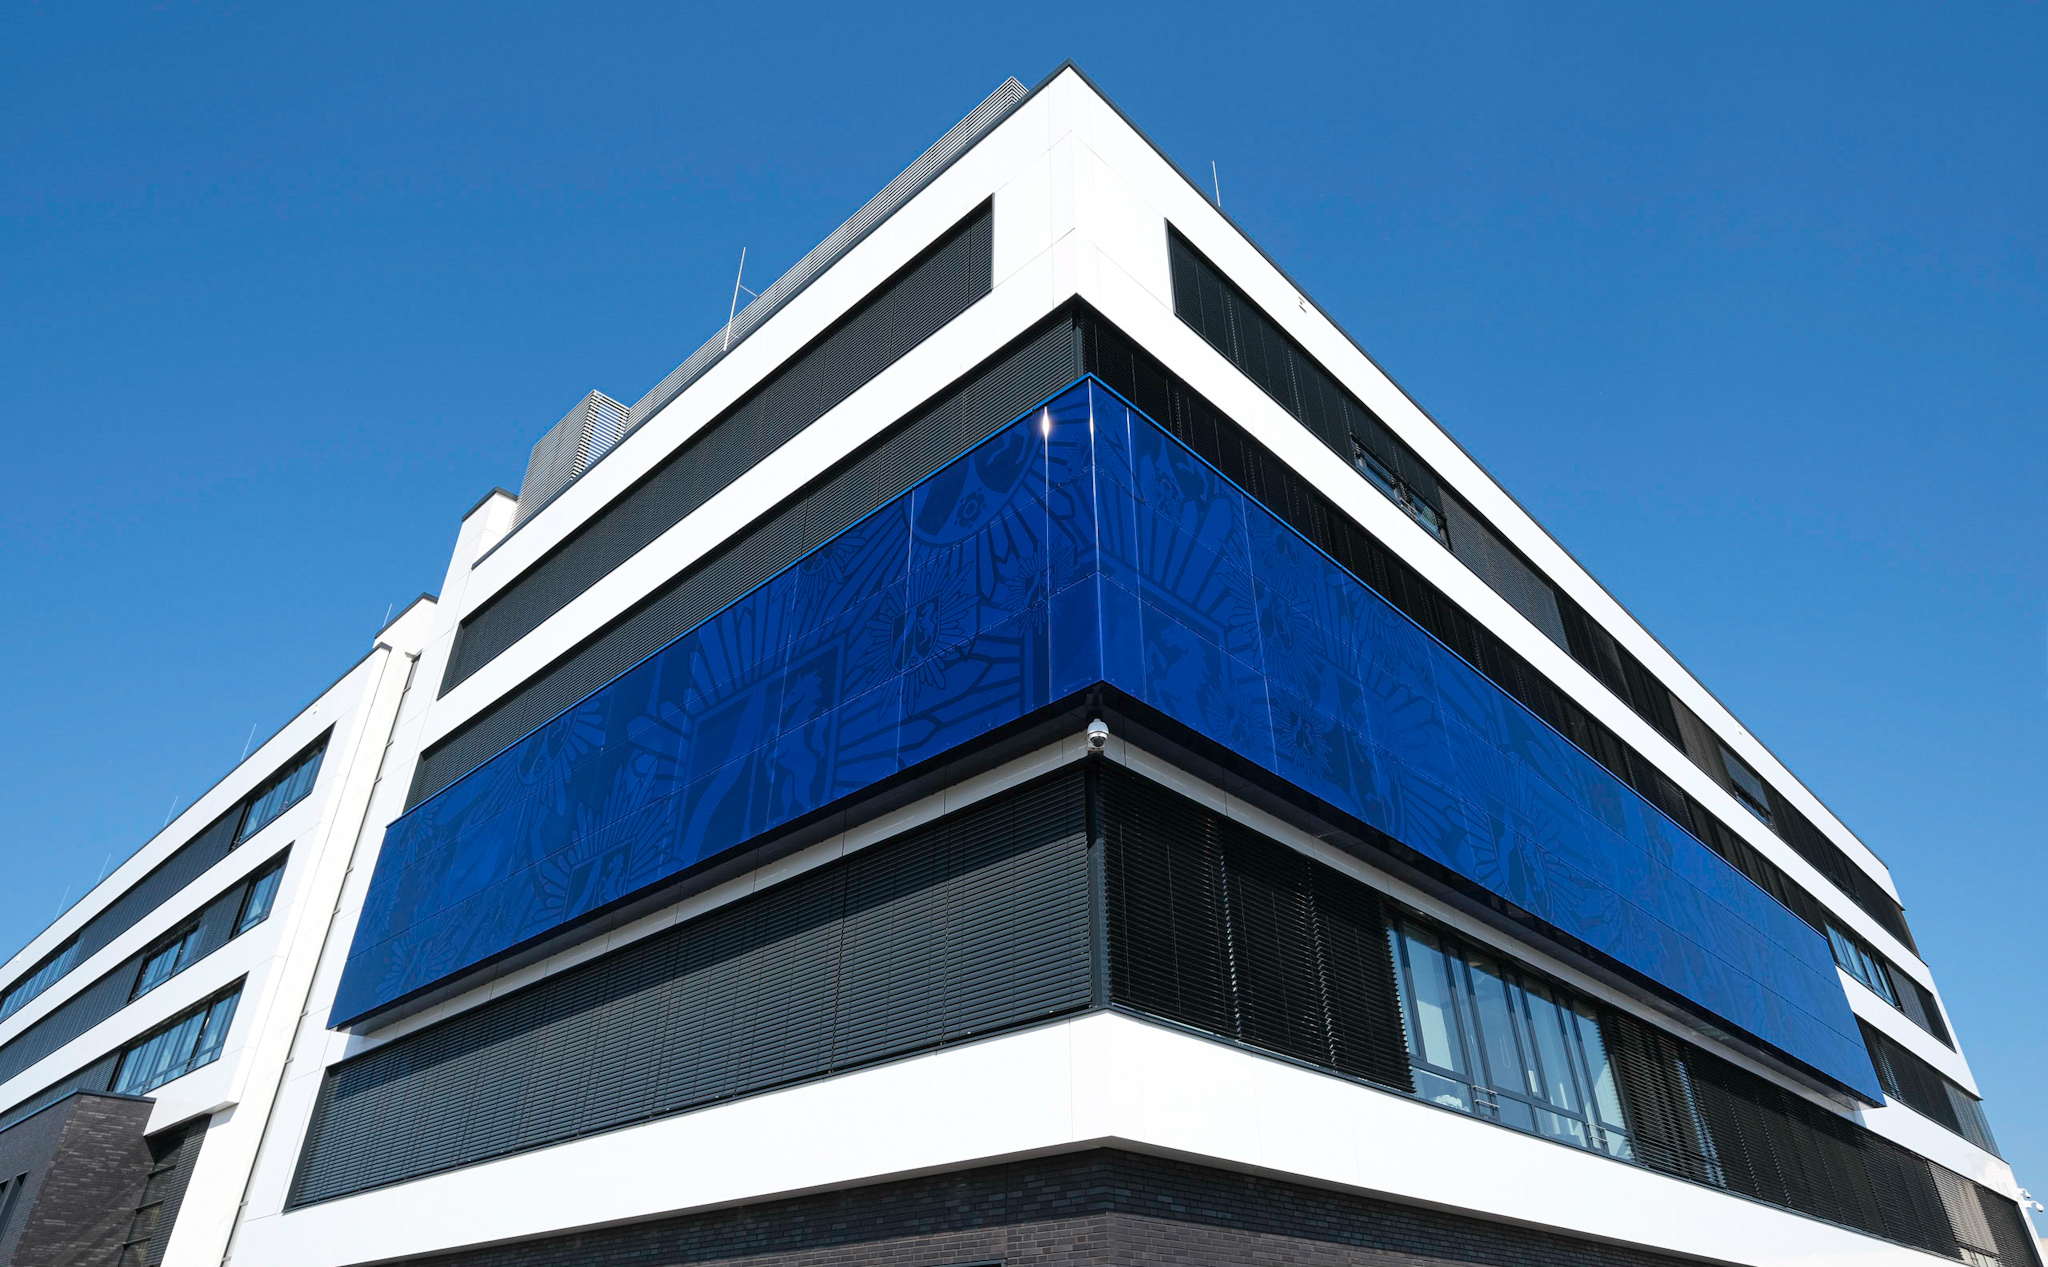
290,770,1093,1206
1166,228,1441,524
1897,975,1952,1047
443,202,995,694
408,308,1086,810
1098,764,1412,1093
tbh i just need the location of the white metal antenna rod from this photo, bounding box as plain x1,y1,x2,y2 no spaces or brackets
723,247,748,352
1211,161,1222,208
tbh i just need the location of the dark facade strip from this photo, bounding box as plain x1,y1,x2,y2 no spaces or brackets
1078,309,1937,1040
0,733,326,1026
377,1148,1709,1267
0,850,288,1089
1860,1020,1998,1155
407,306,1090,811
290,770,1094,1206
1604,1010,2031,1264
1164,227,1917,954
442,201,996,696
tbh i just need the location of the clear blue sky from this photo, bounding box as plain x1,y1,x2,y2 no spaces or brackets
4,0,2041,1198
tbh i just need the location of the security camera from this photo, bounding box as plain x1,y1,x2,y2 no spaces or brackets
1085,718,1110,752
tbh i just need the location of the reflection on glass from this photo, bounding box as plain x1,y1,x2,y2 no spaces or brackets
1521,980,1583,1114
1413,1069,1471,1112
1387,915,1632,1161
1465,956,1535,1098
1573,1003,1627,1131
1401,928,1466,1075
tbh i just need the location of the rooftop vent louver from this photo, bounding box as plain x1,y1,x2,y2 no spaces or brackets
513,390,629,526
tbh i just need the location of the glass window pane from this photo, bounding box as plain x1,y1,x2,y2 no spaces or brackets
1535,1107,1591,1148
1520,980,1584,1114
1572,1004,1629,1131
194,995,238,1066
236,864,284,934
1412,1069,1472,1113
1489,1094,1536,1132
1400,928,1466,1075
1464,956,1535,1096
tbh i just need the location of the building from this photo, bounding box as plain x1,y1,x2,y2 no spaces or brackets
0,64,2035,1267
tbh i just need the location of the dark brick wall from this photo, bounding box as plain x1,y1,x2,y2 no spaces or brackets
390,1149,1701,1267
0,1091,153,1267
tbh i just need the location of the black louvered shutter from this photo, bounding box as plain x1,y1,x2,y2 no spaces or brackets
291,769,1092,1206
1098,765,1410,1093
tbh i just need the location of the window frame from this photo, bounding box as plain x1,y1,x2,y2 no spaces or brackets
111,984,241,1097
130,921,204,1001
233,854,288,936
1387,913,1630,1158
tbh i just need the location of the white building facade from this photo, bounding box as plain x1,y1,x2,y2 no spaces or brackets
0,65,2034,1267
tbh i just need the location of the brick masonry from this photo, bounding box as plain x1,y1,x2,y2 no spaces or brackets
390,1148,1701,1267
0,1091,153,1267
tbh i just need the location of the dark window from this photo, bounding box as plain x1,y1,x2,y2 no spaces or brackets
236,743,324,844
0,1171,28,1241
1350,434,1446,542
112,986,240,1096
1718,746,1775,826
233,856,286,935
130,923,202,1001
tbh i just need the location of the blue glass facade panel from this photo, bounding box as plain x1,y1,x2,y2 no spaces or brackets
334,378,1878,1101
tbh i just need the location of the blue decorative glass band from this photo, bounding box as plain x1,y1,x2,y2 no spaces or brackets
333,379,1877,1103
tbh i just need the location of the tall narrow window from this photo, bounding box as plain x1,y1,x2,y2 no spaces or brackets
234,855,287,935
112,986,240,1096
1718,745,1775,827
0,1172,28,1241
